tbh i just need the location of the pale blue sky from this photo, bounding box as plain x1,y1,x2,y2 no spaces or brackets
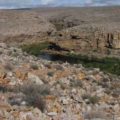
0,0,120,8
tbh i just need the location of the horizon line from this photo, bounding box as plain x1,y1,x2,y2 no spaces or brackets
0,4,120,10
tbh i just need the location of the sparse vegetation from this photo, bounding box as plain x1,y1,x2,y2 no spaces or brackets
22,82,50,111
88,96,100,104
22,43,120,75
0,85,7,93
84,111,107,120
30,64,39,70
69,53,120,75
82,94,100,104
4,63,13,71
70,79,83,88
47,71,54,77
50,53,120,75
20,82,51,96
13,82,51,112
21,42,120,76
21,42,50,56
24,92,46,112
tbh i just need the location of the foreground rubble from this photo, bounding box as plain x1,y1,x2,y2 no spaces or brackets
0,43,120,120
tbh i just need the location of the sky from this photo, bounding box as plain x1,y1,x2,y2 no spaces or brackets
0,0,120,9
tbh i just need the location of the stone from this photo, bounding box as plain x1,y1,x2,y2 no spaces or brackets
60,97,70,105
7,72,13,77
71,88,77,94
113,104,120,112
21,101,26,106
28,72,44,85
0,43,7,48
47,112,57,116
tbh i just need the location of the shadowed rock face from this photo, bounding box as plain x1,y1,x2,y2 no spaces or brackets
57,26,120,50
106,33,120,49
0,7,120,56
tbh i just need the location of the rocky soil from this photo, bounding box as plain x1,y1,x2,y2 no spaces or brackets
0,42,120,120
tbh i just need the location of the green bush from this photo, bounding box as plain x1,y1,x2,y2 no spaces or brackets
21,42,50,56
65,53,120,76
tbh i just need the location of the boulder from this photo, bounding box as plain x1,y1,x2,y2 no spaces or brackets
28,73,44,85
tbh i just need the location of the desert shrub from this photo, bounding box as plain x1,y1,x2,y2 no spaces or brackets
105,89,111,95
60,82,66,90
8,93,25,106
82,94,99,104
12,52,19,57
89,96,100,104
19,82,50,112
30,64,39,70
47,71,54,77
20,82,50,96
25,93,46,112
0,85,7,93
82,94,90,100
70,79,83,88
84,111,107,120
4,63,13,71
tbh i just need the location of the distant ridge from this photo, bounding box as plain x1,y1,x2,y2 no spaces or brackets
0,0,120,10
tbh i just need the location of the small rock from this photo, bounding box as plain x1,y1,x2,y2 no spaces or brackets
60,97,69,105
21,101,26,106
47,112,57,116
0,43,7,48
7,72,13,77
71,88,77,94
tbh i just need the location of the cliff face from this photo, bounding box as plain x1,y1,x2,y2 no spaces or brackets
106,32,120,49
55,26,120,56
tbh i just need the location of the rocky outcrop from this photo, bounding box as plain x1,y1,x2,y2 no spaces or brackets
53,25,120,57
106,32,120,49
